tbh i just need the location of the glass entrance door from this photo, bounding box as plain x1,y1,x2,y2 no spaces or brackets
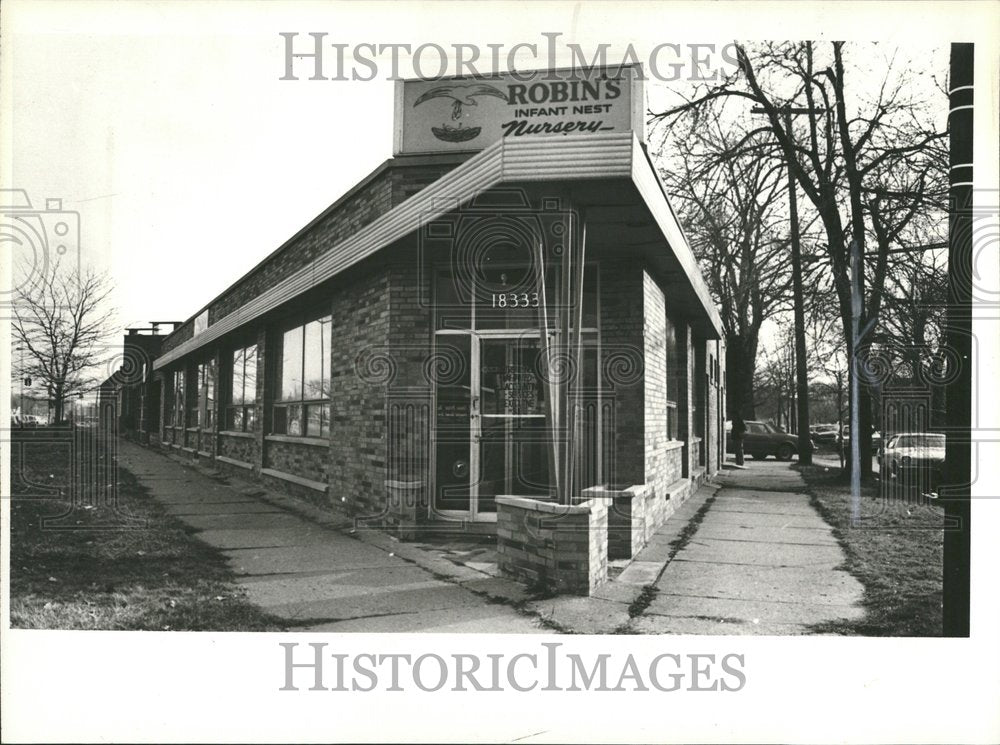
433,333,552,521
477,336,551,515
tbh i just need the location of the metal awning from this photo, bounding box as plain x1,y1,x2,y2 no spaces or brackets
154,132,722,370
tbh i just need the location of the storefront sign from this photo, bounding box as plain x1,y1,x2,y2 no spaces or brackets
501,367,540,416
394,65,643,155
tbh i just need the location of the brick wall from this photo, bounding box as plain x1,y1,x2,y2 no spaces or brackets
263,438,329,484
218,433,254,465
642,272,687,500
600,261,644,486
328,263,392,519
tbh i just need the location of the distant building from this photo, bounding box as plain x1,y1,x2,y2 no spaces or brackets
99,323,177,442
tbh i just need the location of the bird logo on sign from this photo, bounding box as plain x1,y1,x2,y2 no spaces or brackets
413,83,508,143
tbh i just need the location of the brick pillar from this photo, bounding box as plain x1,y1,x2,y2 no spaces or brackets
706,341,718,476
642,271,667,495
496,495,609,595
210,349,222,459
184,364,197,449
252,328,267,476
693,338,706,471
384,261,433,533
157,372,167,443
679,323,692,478
717,340,726,472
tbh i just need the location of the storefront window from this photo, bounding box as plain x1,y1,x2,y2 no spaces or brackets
166,369,184,427
665,316,680,440
227,344,257,431
273,315,331,437
196,359,216,430
186,368,199,426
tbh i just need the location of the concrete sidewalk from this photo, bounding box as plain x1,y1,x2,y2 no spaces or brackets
626,460,865,635
117,440,545,633
118,441,863,635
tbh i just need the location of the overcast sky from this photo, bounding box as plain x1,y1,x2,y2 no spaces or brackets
1,1,992,339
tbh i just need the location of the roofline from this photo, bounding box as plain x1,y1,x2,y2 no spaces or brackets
154,132,722,371
159,151,471,349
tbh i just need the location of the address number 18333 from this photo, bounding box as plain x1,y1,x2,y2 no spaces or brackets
491,292,540,309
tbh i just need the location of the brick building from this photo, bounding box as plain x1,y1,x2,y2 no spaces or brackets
125,67,726,595
99,323,177,442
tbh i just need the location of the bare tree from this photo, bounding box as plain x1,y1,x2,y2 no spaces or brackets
651,41,948,478
807,309,850,468
656,113,797,422
12,261,115,423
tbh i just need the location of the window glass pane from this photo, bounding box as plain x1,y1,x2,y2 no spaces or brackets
475,264,547,330
243,345,257,404
272,406,287,435
321,404,330,438
472,264,596,331
175,370,185,422
306,404,323,437
286,404,302,436
582,265,597,328
231,348,244,405
321,319,330,398
664,316,679,405
244,406,256,432
435,269,471,330
303,317,330,401
205,361,215,428
280,328,303,401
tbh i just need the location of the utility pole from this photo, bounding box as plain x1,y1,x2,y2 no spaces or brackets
943,42,973,638
849,237,878,525
752,105,821,464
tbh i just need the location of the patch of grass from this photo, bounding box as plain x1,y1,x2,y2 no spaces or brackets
796,464,944,636
9,434,287,631
627,585,657,618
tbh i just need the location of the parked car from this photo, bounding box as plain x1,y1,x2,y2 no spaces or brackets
10,414,43,428
728,420,814,461
810,424,840,444
838,426,882,452
879,432,946,490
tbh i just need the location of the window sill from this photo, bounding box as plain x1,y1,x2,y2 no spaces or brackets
219,430,254,439
217,455,252,470
260,467,327,493
265,434,329,448
663,440,685,452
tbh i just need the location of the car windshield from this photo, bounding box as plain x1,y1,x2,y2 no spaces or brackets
894,434,945,449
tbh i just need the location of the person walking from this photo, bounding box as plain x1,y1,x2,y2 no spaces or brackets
732,413,747,466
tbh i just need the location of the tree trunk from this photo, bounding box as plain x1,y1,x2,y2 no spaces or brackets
725,334,757,421
53,390,65,424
